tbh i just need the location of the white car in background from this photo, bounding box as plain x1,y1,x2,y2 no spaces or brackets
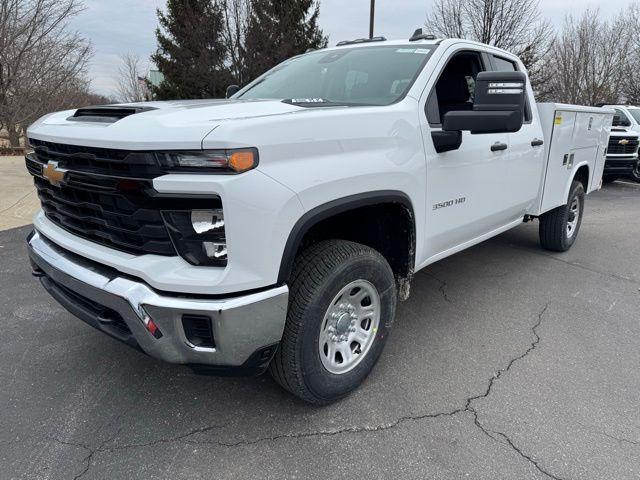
603,105,640,182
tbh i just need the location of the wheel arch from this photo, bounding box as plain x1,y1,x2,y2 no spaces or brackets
277,191,416,299
564,163,590,202
573,163,590,192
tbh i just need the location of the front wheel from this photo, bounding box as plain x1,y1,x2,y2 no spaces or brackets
269,240,397,405
539,180,585,252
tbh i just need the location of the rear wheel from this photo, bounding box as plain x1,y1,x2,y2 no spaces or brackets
269,240,396,405
539,180,585,252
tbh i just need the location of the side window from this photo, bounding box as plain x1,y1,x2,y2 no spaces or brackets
492,54,531,122
426,50,486,125
492,55,517,72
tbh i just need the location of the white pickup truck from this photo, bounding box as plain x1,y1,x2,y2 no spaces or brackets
25,30,613,404
601,105,640,182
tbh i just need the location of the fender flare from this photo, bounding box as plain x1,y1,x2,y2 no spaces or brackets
277,190,415,284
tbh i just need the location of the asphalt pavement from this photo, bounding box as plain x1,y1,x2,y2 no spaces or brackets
1,181,639,480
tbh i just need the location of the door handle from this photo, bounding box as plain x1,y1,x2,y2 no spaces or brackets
531,138,544,147
491,142,508,152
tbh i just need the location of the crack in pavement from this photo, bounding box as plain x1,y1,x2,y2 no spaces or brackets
47,436,93,480
71,425,126,480
186,410,465,448
592,429,640,447
422,271,452,303
460,303,565,480
105,425,224,451
469,412,564,480
506,243,639,286
35,303,561,479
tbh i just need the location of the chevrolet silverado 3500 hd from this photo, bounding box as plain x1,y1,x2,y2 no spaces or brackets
26,31,614,404
601,105,640,182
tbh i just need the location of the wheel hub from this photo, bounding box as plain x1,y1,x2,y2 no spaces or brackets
318,280,381,374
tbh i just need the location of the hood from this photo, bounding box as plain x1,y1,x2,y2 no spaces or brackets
27,99,305,150
610,128,638,137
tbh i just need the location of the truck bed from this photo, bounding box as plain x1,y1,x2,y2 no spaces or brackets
534,103,614,216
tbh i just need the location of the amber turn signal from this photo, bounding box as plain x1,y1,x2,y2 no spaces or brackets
229,149,258,173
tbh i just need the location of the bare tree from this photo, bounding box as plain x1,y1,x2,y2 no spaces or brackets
116,53,148,103
221,0,251,85
620,3,640,104
425,0,553,92
0,0,91,146
544,10,632,105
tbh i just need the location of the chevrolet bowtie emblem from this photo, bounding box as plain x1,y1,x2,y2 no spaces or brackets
619,139,630,145
42,161,68,187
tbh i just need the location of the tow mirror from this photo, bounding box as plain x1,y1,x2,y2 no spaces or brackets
226,84,240,99
442,71,526,135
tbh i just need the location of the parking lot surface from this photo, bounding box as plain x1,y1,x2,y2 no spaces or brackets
1,181,639,479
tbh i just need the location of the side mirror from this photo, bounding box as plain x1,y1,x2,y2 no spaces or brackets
442,71,526,135
432,130,462,154
226,84,240,99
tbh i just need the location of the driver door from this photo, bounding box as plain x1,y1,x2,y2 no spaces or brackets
419,48,514,261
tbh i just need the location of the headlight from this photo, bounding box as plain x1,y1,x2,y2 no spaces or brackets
162,209,227,266
155,148,258,173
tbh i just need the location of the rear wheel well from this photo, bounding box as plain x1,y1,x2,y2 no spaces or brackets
280,198,415,300
574,165,590,192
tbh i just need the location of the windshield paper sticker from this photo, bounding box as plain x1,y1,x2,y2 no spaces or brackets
290,98,326,103
415,48,431,54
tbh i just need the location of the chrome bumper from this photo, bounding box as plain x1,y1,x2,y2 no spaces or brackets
27,230,288,373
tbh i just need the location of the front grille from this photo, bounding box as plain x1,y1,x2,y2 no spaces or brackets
29,138,166,177
607,136,639,155
26,140,176,256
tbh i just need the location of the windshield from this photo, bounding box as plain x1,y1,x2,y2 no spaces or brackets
627,109,640,124
237,45,436,106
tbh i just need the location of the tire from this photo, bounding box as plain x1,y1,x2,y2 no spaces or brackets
269,240,397,405
630,161,640,183
602,175,618,183
539,180,585,252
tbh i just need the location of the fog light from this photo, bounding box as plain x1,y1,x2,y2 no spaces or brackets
162,209,227,266
191,210,224,234
203,241,227,260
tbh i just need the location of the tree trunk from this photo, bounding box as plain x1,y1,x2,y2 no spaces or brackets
7,123,21,147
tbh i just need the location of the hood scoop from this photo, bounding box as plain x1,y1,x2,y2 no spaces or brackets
68,105,157,124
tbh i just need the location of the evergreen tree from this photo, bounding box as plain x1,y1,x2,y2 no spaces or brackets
151,0,233,99
241,0,328,83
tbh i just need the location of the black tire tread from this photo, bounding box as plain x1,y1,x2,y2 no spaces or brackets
269,240,392,405
539,180,584,252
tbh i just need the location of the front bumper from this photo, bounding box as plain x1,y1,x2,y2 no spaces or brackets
604,156,637,175
27,230,288,375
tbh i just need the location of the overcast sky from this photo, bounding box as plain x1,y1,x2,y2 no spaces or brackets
69,0,633,96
